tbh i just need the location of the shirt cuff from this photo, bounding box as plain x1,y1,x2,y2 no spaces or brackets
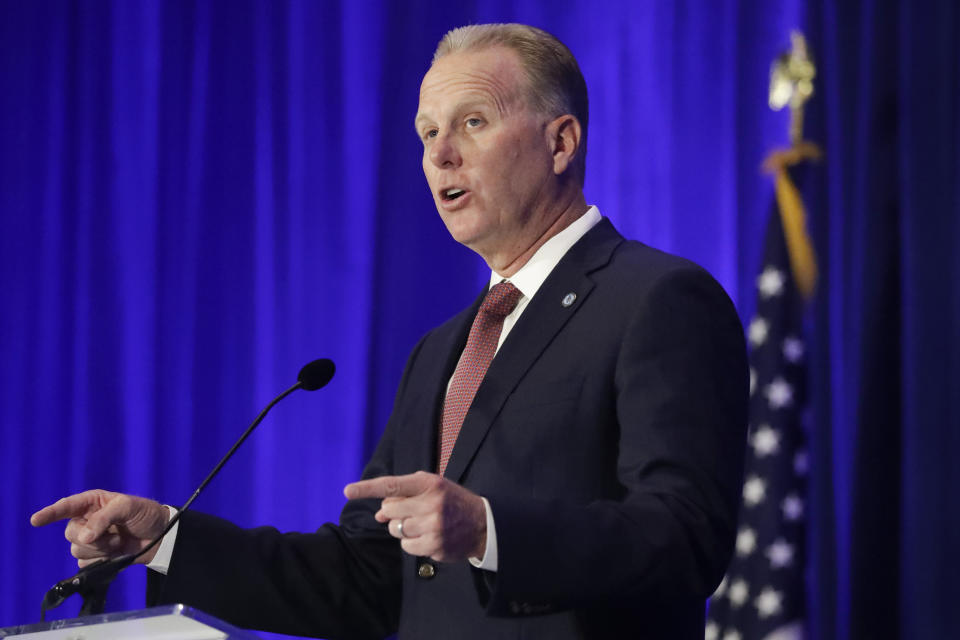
468,496,498,572
145,505,179,575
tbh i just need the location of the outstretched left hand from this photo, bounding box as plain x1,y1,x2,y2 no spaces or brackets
344,471,486,563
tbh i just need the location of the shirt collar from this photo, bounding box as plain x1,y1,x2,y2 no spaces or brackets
488,205,602,299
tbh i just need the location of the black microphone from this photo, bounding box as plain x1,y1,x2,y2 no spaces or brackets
298,358,336,390
40,358,336,620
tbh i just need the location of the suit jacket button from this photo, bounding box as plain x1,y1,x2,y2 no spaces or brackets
417,561,436,579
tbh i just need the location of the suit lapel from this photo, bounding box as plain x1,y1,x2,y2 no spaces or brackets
442,219,624,482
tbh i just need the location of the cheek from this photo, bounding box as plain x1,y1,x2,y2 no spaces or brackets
497,152,543,196
422,165,440,198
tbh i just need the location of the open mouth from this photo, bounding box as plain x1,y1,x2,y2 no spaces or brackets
441,188,467,201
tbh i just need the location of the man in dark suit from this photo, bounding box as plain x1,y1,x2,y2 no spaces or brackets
32,24,747,639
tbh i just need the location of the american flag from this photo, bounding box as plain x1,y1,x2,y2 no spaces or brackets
705,175,810,640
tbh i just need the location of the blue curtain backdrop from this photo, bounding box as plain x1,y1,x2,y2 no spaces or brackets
1,1,957,638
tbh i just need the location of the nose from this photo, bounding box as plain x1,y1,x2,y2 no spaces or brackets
428,131,462,169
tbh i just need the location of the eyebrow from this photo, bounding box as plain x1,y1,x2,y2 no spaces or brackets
413,101,495,132
413,113,433,131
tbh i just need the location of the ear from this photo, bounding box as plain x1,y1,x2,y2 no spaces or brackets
546,114,582,176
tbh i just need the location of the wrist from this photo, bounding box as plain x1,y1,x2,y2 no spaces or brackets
471,496,488,559
136,503,174,565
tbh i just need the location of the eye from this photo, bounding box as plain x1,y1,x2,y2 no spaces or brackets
424,128,439,140
466,117,483,128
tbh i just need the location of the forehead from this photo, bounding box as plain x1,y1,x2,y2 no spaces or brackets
417,47,527,117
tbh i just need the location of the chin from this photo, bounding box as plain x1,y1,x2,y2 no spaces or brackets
440,214,486,246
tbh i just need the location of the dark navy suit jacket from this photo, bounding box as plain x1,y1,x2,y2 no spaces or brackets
148,218,749,639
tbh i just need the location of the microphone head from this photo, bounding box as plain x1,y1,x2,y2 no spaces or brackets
298,358,336,391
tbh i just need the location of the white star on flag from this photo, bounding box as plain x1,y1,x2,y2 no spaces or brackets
736,526,757,556
704,621,719,640
754,587,783,618
722,630,743,640
748,317,770,346
783,336,805,362
757,266,786,298
765,538,795,568
764,377,794,409
728,579,749,607
782,494,804,521
743,475,766,506
750,424,780,456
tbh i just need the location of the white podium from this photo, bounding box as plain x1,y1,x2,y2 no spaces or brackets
0,605,262,639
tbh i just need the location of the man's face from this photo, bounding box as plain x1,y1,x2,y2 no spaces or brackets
415,47,557,266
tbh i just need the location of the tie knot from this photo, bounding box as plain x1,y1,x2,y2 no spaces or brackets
480,281,523,318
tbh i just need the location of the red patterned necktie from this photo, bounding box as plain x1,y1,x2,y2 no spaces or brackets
438,281,523,475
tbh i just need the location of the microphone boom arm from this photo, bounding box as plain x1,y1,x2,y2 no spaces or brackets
40,358,335,621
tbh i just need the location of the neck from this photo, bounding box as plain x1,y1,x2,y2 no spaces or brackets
489,191,588,278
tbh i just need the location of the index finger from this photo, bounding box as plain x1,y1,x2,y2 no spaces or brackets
344,471,438,501
30,491,108,527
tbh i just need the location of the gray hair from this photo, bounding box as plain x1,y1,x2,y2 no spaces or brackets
433,24,589,185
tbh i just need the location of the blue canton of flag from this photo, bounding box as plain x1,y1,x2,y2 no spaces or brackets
705,170,810,640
